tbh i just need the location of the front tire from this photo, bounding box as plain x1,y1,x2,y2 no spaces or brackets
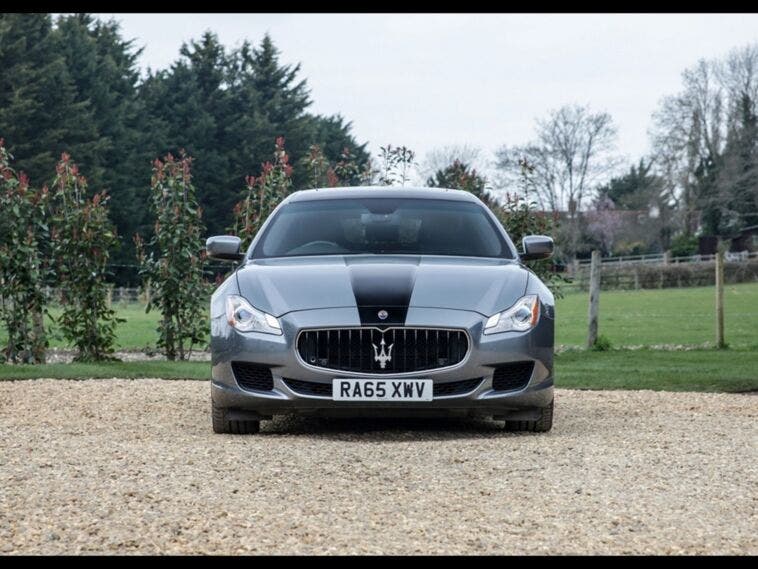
504,399,553,433
211,399,260,434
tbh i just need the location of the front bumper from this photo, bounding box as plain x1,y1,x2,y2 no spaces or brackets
210,306,554,419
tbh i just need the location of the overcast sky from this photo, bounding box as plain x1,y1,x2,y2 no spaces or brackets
97,13,758,178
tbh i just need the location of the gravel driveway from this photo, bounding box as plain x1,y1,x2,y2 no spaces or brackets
1,379,756,555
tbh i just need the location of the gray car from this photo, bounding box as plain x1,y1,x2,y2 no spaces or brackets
207,186,555,434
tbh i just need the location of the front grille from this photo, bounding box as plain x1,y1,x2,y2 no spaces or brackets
283,377,483,398
231,361,274,391
297,327,469,374
491,361,534,391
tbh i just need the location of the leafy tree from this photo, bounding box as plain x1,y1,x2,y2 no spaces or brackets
303,143,364,189
669,233,699,257
0,140,48,363
494,159,566,296
135,153,208,360
231,137,293,249
426,159,493,205
333,147,364,187
303,144,333,189
49,153,121,361
378,144,416,186
305,115,369,184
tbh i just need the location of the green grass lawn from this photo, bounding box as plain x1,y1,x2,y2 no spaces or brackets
1,349,755,392
3,282,754,351
0,303,160,350
109,304,162,349
555,282,758,348
555,348,757,392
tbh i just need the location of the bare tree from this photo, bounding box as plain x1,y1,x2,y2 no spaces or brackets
650,44,758,236
494,104,619,216
587,194,624,255
650,58,724,233
716,44,758,114
716,45,758,232
418,144,483,182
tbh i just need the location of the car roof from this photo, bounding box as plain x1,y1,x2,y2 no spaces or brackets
284,186,482,203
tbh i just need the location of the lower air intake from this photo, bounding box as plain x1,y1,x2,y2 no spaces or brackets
491,361,534,391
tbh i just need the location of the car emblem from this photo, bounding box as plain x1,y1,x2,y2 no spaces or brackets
377,309,389,320
372,337,394,369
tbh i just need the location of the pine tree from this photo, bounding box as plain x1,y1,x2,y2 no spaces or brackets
718,93,758,232
2,18,370,261
50,14,145,271
224,35,313,200
140,31,231,236
0,14,99,188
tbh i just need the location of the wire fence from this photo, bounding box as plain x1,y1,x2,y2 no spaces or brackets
574,250,757,267
564,255,758,291
39,254,758,308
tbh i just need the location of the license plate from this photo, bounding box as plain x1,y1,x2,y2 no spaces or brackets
332,379,433,401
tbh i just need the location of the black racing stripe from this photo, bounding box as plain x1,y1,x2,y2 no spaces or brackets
349,263,417,327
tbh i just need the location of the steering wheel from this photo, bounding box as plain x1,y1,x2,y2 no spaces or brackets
301,240,340,249
286,240,346,255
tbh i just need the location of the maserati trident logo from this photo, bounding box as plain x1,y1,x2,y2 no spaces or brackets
372,337,394,369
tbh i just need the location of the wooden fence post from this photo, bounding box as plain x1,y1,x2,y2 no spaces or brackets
716,248,725,349
587,250,601,349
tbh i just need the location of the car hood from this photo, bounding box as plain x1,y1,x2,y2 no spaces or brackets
235,255,529,318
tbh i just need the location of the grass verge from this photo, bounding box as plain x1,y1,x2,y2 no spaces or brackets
2,349,756,392
0,360,209,381
556,348,758,392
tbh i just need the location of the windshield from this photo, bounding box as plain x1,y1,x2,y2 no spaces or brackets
251,197,513,259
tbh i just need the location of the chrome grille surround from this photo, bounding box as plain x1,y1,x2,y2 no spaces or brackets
295,326,472,376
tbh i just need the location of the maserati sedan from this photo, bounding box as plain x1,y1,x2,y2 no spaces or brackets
207,186,555,434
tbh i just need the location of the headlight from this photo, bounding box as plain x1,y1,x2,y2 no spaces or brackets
483,294,540,335
225,295,282,335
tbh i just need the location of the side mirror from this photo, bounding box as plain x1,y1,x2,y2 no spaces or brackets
206,235,244,262
521,235,554,261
